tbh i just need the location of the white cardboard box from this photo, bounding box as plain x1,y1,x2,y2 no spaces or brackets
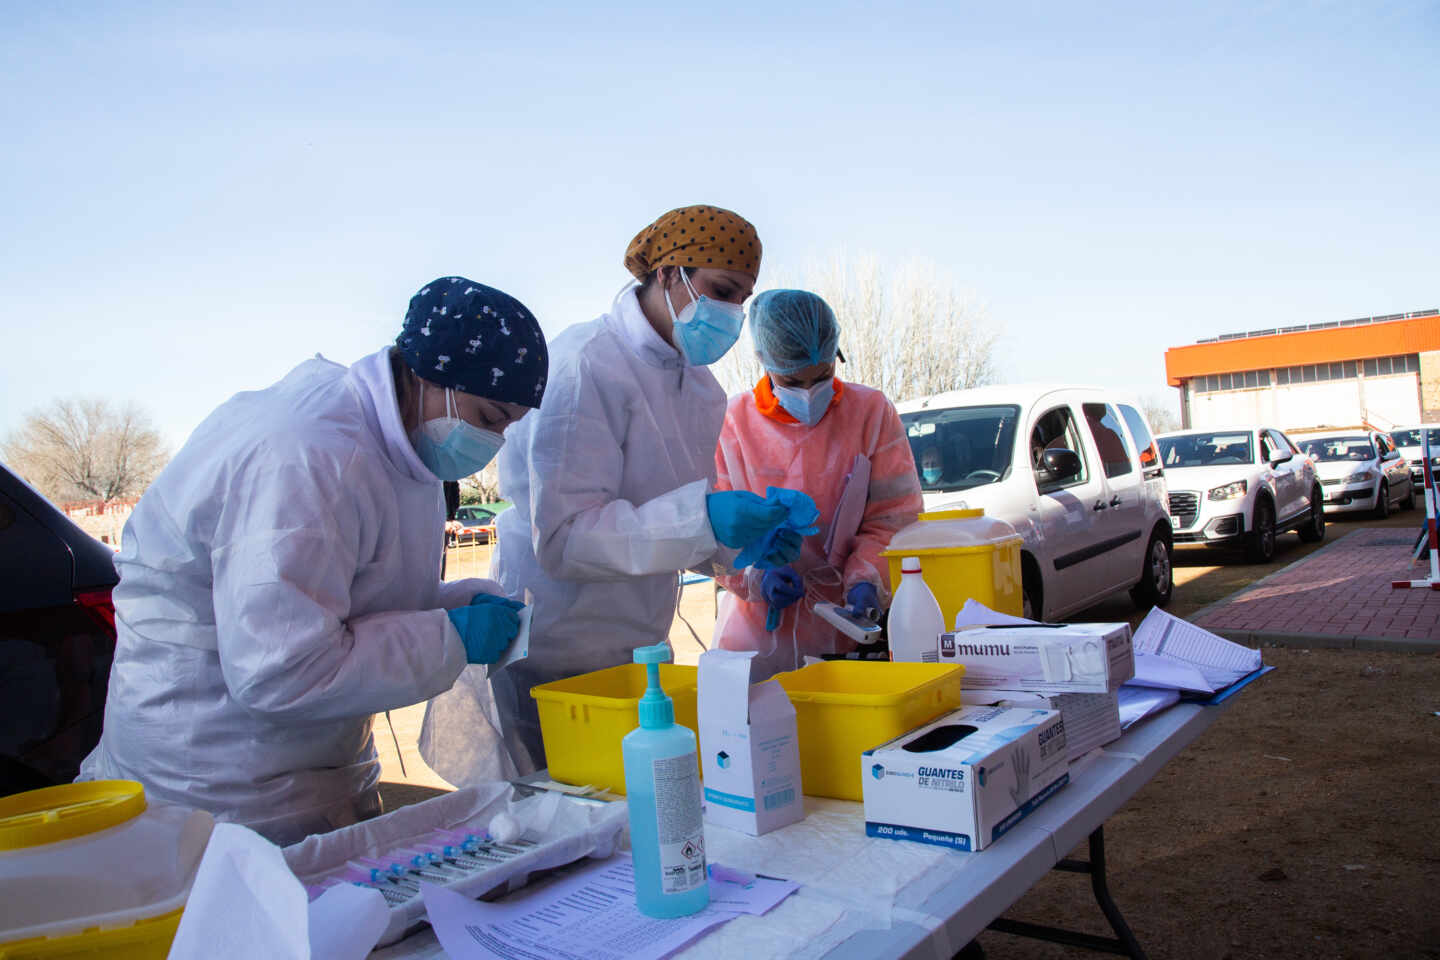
938,622,1135,694
862,705,1069,851
697,650,804,836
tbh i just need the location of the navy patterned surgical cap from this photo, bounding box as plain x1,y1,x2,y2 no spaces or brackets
395,277,548,407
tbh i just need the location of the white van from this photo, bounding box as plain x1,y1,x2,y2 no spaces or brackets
896,384,1172,621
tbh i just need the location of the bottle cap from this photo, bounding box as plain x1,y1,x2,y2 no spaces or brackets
901,556,922,573
634,642,675,729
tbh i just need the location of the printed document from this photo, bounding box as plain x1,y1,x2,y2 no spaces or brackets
1132,608,1262,689
421,855,797,960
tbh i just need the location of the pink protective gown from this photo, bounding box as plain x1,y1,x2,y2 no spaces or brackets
712,376,924,680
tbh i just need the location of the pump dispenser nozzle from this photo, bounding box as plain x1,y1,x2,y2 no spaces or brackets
633,642,674,729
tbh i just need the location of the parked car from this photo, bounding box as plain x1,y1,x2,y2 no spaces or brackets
897,385,1172,621
1155,426,1324,563
449,504,497,546
0,464,118,797
1291,429,1415,518
1389,424,1440,489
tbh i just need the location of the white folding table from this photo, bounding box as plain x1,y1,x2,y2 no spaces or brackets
372,699,1229,959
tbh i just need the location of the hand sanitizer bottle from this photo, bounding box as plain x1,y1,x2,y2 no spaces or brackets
888,556,944,663
622,642,709,918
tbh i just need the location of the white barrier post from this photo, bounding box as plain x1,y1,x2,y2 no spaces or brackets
1392,433,1439,590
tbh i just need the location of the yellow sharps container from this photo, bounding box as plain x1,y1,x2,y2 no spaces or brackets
0,781,213,960
880,509,1023,628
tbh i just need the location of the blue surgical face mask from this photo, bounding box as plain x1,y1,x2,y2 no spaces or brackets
410,382,505,481
666,269,745,366
922,467,942,484
772,376,835,426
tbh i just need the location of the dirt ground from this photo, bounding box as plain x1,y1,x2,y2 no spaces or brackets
378,512,1440,958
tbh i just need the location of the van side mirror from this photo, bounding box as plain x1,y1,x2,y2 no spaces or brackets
1041,448,1082,482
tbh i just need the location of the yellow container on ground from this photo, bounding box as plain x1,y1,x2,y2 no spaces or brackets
772,661,965,801
0,782,205,960
533,662,699,794
881,509,1024,629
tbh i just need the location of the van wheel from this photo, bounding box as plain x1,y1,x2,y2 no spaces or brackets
1246,498,1276,563
1021,562,1042,621
1373,481,1390,519
1297,487,1326,543
1130,528,1173,608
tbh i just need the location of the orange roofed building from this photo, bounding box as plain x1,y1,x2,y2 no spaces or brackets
1164,309,1440,431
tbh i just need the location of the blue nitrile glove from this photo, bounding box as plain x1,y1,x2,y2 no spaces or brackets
846,582,880,619
762,567,804,609
762,566,804,632
707,490,787,550
447,603,521,665
469,592,525,612
759,528,804,569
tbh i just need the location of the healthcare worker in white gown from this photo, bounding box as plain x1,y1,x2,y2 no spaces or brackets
78,278,548,845
422,205,811,778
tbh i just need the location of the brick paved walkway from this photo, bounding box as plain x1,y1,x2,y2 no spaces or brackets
1193,527,1440,649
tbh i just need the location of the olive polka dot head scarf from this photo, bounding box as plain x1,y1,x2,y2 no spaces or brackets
623,205,762,280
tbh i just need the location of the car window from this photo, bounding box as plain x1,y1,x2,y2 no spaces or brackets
1265,430,1293,462
902,404,1020,494
1277,431,1301,455
1259,432,1277,462
1030,404,1089,494
1117,403,1162,478
1297,436,1375,462
1391,427,1440,447
1081,403,1133,478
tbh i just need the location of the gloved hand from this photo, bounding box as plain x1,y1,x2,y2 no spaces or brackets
469,592,525,612
707,491,786,549
761,566,805,610
447,603,521,665
760,528,804,569
846,582,880,619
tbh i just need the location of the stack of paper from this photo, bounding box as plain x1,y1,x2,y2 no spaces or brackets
1131,608,1262,690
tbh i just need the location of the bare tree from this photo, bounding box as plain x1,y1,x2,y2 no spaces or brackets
3,398,169,503
714,253,997,402
460,460,502,504
1140,394,1181,434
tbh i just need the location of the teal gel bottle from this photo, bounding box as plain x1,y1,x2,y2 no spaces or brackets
622,642,709,918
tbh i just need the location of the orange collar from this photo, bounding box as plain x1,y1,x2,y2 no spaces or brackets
753,375,844,425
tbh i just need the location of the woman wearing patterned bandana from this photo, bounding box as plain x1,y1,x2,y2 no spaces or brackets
78,277,547,844
422,206,812,778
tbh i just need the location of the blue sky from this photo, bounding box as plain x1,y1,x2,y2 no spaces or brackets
3,1,1436,450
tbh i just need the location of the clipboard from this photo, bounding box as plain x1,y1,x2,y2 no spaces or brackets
824,453,870,567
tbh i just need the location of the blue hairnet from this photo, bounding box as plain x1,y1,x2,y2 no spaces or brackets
749,289,840,375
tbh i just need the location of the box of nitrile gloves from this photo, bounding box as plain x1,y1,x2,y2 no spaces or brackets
861,706,1068,851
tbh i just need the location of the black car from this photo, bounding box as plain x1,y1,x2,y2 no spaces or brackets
0,464,118,797
450,504,497,546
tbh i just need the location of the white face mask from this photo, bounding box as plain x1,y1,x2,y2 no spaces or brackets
772,377,835,426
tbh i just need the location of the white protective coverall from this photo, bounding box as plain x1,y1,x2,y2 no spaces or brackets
79,347,496,845
421,287,733,777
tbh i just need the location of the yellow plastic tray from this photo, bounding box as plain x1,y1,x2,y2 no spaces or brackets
774,660,964,800
532,663,699,794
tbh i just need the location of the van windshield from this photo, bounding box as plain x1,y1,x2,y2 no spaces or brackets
902,405,1019,493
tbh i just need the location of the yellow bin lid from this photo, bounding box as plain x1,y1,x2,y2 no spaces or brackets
0,781,148,851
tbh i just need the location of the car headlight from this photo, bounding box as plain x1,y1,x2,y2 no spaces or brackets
1207,480,1247,501
1347,469,1376,484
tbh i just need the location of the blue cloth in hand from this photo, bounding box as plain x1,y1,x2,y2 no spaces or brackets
707,490,787,550
735,486,821,570
448,603,521,664
845,582,880,618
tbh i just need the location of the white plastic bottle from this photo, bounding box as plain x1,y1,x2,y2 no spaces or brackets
888,556,944,663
